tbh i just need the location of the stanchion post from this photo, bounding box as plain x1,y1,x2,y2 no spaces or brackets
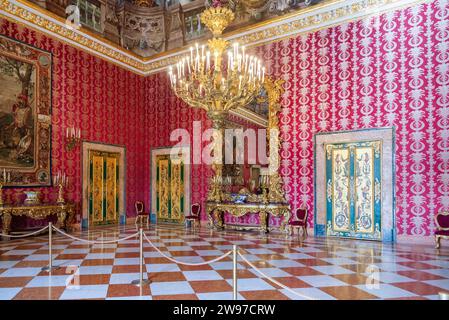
233,245,238,300
41,222,58,272
131,228,150,286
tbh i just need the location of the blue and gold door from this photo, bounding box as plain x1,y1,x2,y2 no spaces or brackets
156,155,184,224
88,151,120,225
325,141,382,240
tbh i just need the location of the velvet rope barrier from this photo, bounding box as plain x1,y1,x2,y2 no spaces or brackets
52,225,139,244
143,232,232,266
0,225,49,238
238,250,315,300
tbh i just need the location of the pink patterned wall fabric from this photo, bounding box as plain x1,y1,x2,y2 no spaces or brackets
144,0,449,236
251,0,449,236
143,73,213,220
1,0,448,237
0,19,146,229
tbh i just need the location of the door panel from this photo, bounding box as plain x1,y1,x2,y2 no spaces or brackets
156,155,184,224
89,151,119,225
326,141,381,240
105,156,118,222
91,154,104,224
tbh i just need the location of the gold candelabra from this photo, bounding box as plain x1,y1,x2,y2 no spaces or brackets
208,171,223,202
0,182,3,206
54,171,68,204
0,169,12,206
66,127,81,151
259,175,269,204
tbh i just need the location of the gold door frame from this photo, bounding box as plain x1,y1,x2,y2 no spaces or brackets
151,146,191,225
88,150,120,226
81,142,126,229
155,154,185,224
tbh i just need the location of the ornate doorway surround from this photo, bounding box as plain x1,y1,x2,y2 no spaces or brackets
314,128,396,242
88,150,120,226
82,142,126,229
150,146,190,224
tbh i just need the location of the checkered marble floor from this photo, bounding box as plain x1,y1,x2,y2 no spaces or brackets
0,224,448,300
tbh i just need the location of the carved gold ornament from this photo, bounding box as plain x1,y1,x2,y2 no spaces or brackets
0,203,75,235
206,202,290,233
200,6,235,37
168,5,265,128
0,0,427,77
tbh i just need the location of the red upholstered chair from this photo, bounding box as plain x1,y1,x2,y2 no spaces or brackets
185,203,201,229
288,207,308,239
135,201,150,228
435,211,449,249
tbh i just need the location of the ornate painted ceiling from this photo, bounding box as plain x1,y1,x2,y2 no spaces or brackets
0,0,428,76
12,0,327,57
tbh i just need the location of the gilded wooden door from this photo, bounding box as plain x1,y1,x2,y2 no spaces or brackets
156,155,184,224
325,141,382,240
88,150,120,225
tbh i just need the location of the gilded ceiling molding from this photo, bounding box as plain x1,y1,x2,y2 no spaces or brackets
141,0,431,74
0,0,430,77
0,0,147,75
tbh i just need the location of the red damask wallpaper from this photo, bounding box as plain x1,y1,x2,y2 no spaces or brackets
254,0,448,237
1,0,448,238
0,19,146,229
143,73,213,221
144,0,449,237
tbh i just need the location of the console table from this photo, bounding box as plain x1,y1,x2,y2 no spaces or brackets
206,202,291,233
0,203,75,235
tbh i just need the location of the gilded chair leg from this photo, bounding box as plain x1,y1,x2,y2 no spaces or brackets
436,235,441,249
196,220,201,229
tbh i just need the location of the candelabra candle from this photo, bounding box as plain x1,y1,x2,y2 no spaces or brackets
54,171,67,204
1,169,12,184
0,169,12,206
53,171,68,187
66,127,81,151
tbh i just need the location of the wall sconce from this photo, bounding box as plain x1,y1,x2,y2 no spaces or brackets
66,127,81,151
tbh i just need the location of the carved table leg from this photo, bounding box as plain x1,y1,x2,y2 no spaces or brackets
66,208,75,232
215,209,224,229
281,209,291,235
2,211,11,236
56,211,66,229
436,235,441,249
259,211,269,233
207,206,216,229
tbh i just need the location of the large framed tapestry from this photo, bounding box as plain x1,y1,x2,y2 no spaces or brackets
0,35,52,187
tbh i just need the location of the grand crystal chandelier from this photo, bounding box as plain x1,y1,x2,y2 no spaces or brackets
167,2,265,128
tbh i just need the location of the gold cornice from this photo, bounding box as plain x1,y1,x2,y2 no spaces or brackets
0,0,147,74
0,0,430,77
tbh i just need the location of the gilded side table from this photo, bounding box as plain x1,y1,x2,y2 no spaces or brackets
206,202,291,233
0,203,75,235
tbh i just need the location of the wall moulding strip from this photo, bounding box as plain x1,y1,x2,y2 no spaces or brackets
1,0,430,76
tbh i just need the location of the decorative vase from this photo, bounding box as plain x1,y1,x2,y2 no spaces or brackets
23,191,41,205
